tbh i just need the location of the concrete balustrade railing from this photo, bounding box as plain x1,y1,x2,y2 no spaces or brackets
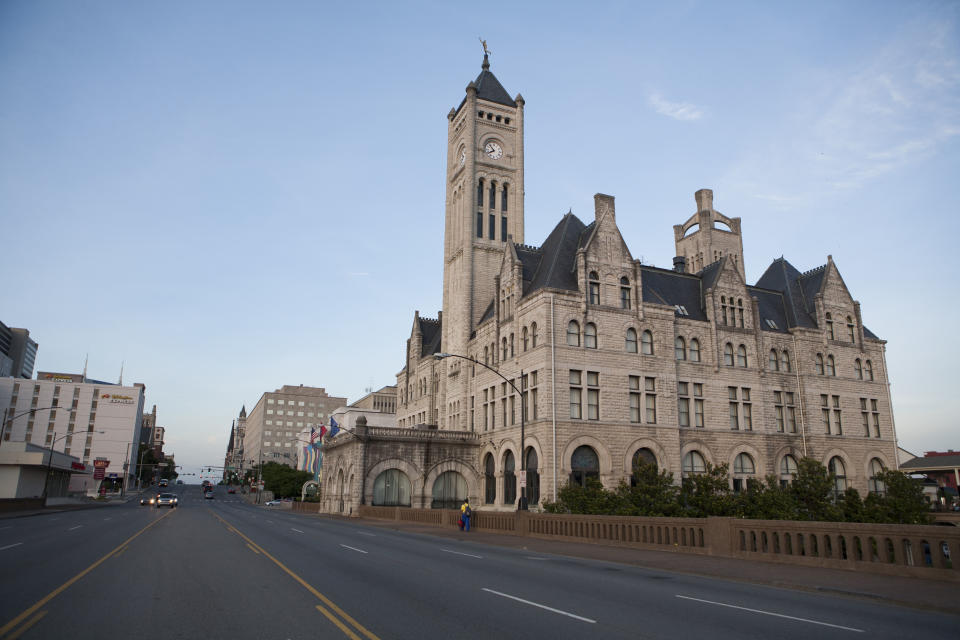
354,505,959,580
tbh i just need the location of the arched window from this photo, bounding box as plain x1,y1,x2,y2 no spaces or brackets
675,336,686,360
815,353,824,375
570,445,599,487
531,322,538,347
865,360,874,381
868,458,886,495
620,277,631,309
625,328,638,353
630,448,657,487
689,338,700,362
779,455,798,487
733,453,755,492
526,448,540,505
585,323,597,349
769,349,779,371
522,327,529,352
682,451,706,475
641,330,654,355
780,350,791,372
484,453,496,504
430,470,467,510
373,469,411,507
503,450,517,505
501,183,508,211
724,343,734,367
828,457,847,496
566,321,580,346
477,179,484,208
854,359,863,379
825,312,834,340
826,355,836,376
737,344,748,367
502,337,508,360
588,271,600,304
847,316,855,342
489,182,496,210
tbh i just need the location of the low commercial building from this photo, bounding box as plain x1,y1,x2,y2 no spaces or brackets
0,441,85,499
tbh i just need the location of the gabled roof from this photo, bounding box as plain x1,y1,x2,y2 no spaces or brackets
418,316,442,357
901,454,960,470
474,55,516,107
756,258,819,329
521,212,588,297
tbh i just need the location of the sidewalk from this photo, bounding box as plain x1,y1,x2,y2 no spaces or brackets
327,515,959,616
0,494,137,519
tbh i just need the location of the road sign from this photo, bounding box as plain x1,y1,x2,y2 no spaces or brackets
518,470,527,487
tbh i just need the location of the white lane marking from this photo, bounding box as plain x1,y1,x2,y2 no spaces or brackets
103,517,112,521
482,588,596,623
291,528,305,533
340,544,368,554
525,557,549,560
68,525,82,531
0,543,23,551
357,532,377,537
675,595,865,632
441,548,483,559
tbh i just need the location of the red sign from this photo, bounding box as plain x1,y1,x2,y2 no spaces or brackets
93,458,110,480
71,462,86,471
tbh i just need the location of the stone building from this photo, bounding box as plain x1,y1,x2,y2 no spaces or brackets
320,55,899,514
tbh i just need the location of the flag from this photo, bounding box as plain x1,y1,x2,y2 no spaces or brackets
318,424,328,440
309,427,317,444
329,416,340,438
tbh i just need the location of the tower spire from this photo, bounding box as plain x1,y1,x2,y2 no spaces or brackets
482,53,489,71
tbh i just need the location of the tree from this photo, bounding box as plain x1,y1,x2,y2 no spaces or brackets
864,470,932,524
260,462,313,498
680,462,733,517
791,458,842,521
620,463,681,516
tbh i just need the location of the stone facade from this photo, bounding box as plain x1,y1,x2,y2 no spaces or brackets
323,56,899,515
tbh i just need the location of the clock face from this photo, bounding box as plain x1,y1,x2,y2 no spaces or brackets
484,141,503,160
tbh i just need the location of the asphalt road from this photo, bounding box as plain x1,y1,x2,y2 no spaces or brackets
1,486,957,639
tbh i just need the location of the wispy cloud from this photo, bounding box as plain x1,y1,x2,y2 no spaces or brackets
648,92,705,121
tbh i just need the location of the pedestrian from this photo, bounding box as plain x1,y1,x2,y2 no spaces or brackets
461,498,472,532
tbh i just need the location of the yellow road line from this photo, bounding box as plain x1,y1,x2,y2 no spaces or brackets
246,543,261,555
211,512,380,640
5,611,46,640
0,509,175,638
316,605,361,640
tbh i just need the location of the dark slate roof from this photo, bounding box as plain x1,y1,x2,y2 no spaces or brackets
474,56,516,107
239,405,246,418
640,267,708,321
226,429,234,452
901,454,960,470
697,260,723,291
523,213,588,296
755,258,819,329
418,316,442,357
797,266,826,317
479,299,495,324
749,288,791,333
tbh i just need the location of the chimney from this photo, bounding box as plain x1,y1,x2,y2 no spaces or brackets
594,193,615,222
695,189,713,212
673,256,687,273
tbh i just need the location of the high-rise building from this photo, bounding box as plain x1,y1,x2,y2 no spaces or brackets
241,385,346,473
0,321,38,379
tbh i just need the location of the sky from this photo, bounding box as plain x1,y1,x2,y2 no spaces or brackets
1,1,958,477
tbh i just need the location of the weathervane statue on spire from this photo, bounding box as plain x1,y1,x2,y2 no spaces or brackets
478,37,491,57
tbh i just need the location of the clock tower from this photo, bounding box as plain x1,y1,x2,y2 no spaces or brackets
442,54,525,357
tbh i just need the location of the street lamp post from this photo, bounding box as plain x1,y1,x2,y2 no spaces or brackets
41,430,105,504
436,352,528,511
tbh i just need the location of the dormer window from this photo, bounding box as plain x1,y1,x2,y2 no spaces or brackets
674,305,689,316
588,271,600,304
764,319,778,329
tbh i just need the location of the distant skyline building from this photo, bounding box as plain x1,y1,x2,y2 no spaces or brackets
0,321,38,379
240,385,346,474
0,371,145,495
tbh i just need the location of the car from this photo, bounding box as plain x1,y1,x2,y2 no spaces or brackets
265,500,282,506
227,488,236,494
139,494,158,506
155,493,178,508
204,491,214,499
159,479,169,488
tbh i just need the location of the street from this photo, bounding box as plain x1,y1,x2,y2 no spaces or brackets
1,486,957,639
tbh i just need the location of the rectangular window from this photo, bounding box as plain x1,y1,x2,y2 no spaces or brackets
821,394,831,434
589,282,600,305
489,213,495,239
569,370,582,419
477,211,483,238
645,377,656,423
587,372,599,420
501,216,507,240
774,391,784,432
677,382,690,427
629,376,641,423
871,399,880,438
832,395,842,435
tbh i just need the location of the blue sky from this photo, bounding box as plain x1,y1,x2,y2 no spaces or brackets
1,1,957,475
